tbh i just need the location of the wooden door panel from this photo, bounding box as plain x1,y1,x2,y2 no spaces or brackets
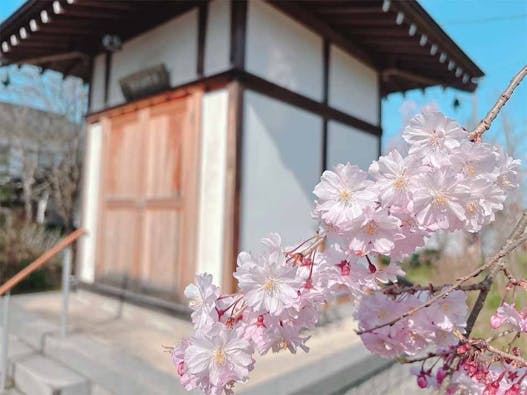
145,103,185,198
105,113,143,198
100,208,139,281
140,209,181,291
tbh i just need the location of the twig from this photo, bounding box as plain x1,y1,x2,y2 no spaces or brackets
469,65,527,141
455,332,527,368
383,282,487,297
356,216,527,335
485,329,516,343
399,352,444,364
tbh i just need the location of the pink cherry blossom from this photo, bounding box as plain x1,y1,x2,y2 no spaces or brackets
493,146,522,191
313,163,376,231
347,207,403,255
184,273,221,329
450,141,497,178
233,236,300,316
389,206,429,261
369,149,425,208
413,169,471,231
402,111,467,167
185,324,254,391
423,290,468,332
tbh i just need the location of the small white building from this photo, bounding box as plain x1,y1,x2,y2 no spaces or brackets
0,0,483,307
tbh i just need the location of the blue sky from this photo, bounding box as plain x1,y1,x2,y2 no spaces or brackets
1,0,526,149
383,0,527,152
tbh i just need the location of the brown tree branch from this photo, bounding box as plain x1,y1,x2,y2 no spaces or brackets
469,65,527,141
383,281,488,296
464,276,493,336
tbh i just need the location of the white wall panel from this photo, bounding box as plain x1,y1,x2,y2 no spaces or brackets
327,121,379,171
246,1,323,101
196,89,229,286
90,54,105,112
78,123,103,283
329,46,379,126
108,10,198,107
204,0,231,76
241,91,322,252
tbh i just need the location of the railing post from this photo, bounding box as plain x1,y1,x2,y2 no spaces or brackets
1,291,10,390
61,247,72,337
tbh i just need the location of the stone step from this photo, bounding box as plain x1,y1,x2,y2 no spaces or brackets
0,299,185,395
1,334,35,379
14,354,90,395
43,334,185,395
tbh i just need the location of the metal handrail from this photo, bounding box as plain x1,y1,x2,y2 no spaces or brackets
0,228,85,296
0,228,86,389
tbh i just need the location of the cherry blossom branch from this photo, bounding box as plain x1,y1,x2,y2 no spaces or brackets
464,276,493,336
399,352,448,364
464,253,510,336
469,64,527,141
383,281,487,296
455,332,527,368
357,212,527,335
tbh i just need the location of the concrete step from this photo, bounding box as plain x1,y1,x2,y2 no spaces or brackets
1,334,35,379
1,297,186,395
14,354,90,395
43,334,184,395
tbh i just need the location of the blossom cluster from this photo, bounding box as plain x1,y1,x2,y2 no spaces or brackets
171,110,521,394
357,290,467,358
411,344,527,394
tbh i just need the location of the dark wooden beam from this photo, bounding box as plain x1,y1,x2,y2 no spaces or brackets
346,28,411,37
331,17,400,26
230,0,247,69
61,6,130,20
103,51,112,106
317,6,383,16
238,71,381,136
87,55,95,109
196,3,208,78
322,39,329,172
7,50,88,66
74,1,139,12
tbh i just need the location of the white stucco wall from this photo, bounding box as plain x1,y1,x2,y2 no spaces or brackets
241,91,322,252
329,46,379,126
245,1,323,101
326,121,379,171
204,0,231,76
196,89,229,285
107,10,198,108
90,54,106,113
77,123,103,283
